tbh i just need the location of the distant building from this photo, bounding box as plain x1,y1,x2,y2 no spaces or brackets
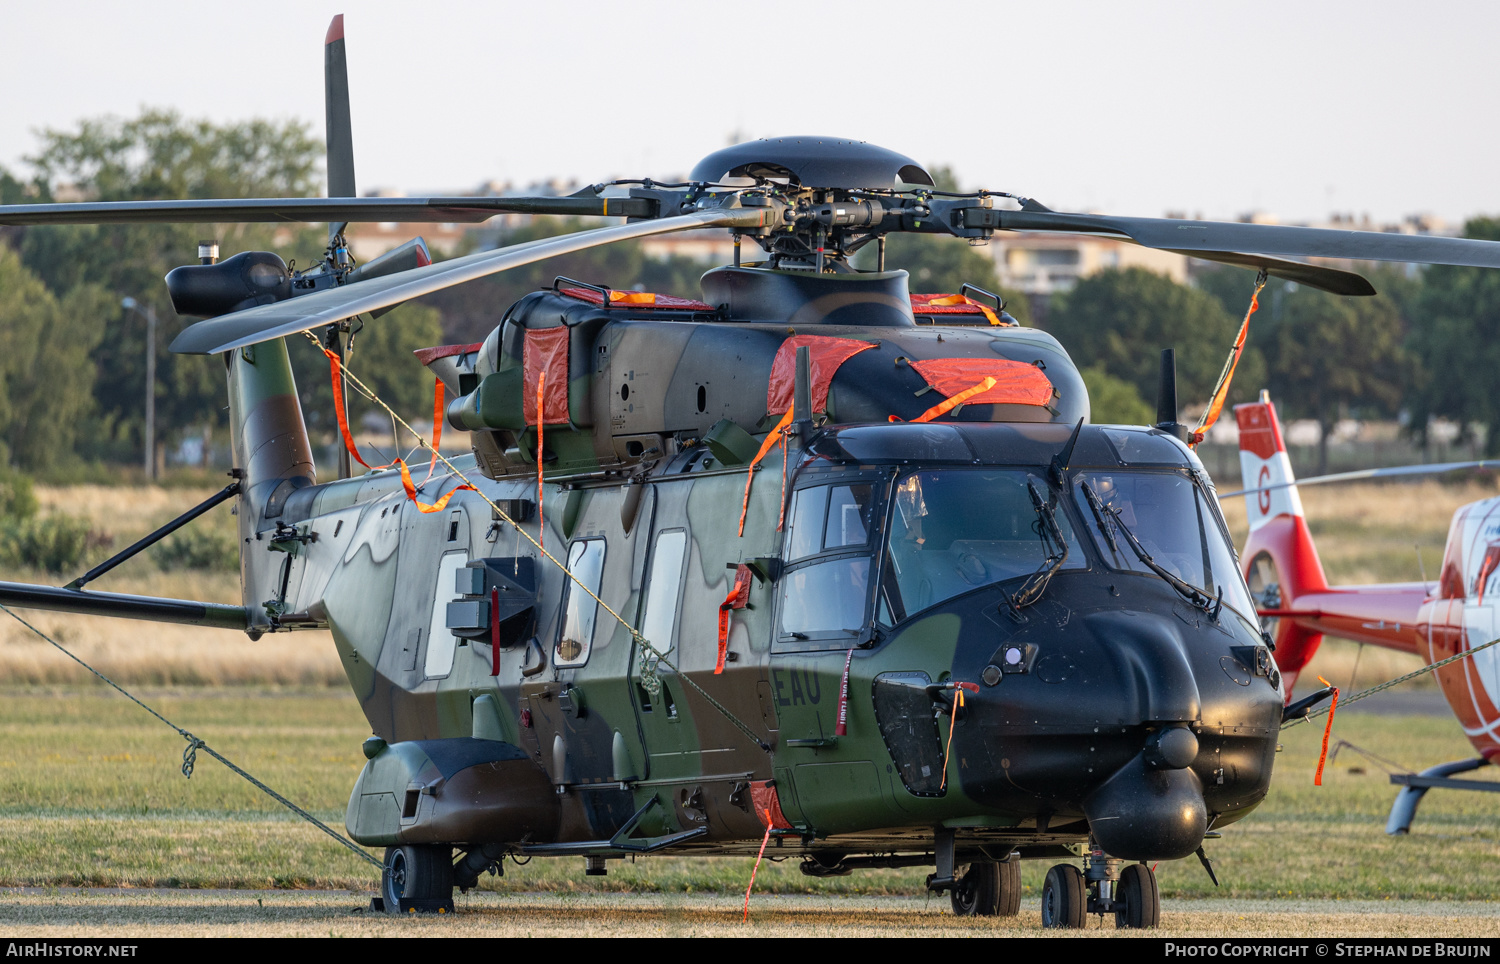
990,234,1189,295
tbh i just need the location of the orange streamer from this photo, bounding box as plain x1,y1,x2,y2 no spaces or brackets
743,809,774,923
536,370,545,554
890,376,998,424
1313,674,1340,786
1192,275,1267,447
397,459,476,514
939,684,978,791
925,293,1001,325
738,409,795,537
422,378,444,485
322,348,388,471
325,348,472,514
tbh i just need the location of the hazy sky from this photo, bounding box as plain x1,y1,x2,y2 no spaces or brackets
3,0,1497,225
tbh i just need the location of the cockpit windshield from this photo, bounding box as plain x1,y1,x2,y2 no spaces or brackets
1072,470,1258,623
881,469,1086,621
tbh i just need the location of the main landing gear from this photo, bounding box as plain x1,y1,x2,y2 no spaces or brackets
1041,854,1159,929
376,844,455,914
949,858,1022,917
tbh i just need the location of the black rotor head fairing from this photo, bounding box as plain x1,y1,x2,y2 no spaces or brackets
690,137,934,191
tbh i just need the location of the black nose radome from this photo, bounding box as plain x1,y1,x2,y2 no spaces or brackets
1084,753,1208,860
1143,725,1199,770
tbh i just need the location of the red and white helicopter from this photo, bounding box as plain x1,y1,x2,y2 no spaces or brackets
1231,394,1500,831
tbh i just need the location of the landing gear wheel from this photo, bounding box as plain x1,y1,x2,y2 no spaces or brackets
1114,862,1160,929
381,844,454,913
1041,863,1086,929
950,863,1000,916
996,858,1021,917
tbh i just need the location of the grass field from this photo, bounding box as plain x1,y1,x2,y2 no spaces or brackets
0,687,1494,900
0,481,1494,906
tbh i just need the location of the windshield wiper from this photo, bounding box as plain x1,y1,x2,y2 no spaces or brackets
1079,480,1222,620
1011,480,1069,609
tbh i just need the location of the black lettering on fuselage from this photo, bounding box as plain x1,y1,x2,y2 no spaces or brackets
803,669,821,705
774,671,791,707
789,672,806,706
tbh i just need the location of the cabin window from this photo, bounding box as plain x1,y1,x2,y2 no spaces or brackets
556,539,606,666
882,469,1086,619
640,529,687,655
424,551,470,678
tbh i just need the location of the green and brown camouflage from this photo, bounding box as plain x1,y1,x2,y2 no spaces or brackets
211,257,1280,917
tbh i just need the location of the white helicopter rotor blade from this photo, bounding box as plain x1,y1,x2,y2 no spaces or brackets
169,207,772,355
1218,460,1500,499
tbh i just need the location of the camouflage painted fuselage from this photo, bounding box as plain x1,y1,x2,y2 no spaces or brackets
229,267,1281,866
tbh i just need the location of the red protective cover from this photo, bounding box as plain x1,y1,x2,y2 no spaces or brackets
749,780,794,830
560,287,714,311
909,358,1053,407
766,335,876,415
412,342,484,366
716,564,753,675
523,328,570,425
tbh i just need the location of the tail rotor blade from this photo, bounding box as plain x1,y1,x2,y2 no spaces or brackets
324,14,356,226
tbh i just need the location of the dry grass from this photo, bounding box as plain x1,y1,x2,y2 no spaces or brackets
1219,479,1500,690
0,485,344,686
0,891,1496,938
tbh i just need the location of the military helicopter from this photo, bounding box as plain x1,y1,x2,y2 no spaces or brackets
6,15,1500,931
1227,394,1500,834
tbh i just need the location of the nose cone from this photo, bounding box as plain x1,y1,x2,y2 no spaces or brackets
1084,752,1208,860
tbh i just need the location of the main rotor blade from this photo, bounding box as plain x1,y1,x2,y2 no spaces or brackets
0,195,654,226
324,14,356,204
999,210,1500,272
169,207,771,355
1218,459,1500,499
1163,250,1376,296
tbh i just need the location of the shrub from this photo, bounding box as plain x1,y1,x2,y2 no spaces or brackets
0,469,37,523
2,514,93,574
151,527,238,572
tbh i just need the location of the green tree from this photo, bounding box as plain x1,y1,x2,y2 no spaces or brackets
1043,267,1265,421
12,109,326,467
1269,287,1407,474
1406,218,1500,454
1200,264,1415,471
0,249,109,470
1080,366,1154,424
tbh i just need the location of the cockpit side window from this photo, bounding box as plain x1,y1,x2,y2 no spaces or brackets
778,479,884,651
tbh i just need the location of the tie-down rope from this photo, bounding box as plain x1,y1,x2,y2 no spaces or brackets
0,603,384,869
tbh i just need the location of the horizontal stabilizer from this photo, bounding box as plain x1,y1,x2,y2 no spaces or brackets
0,581,248,630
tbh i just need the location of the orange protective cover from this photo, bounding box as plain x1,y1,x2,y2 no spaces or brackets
766,335,875,415
909,357,1053,407
750,780,794,830
523,328,570,425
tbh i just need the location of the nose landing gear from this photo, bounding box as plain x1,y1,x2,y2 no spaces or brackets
1041,848,1159,929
